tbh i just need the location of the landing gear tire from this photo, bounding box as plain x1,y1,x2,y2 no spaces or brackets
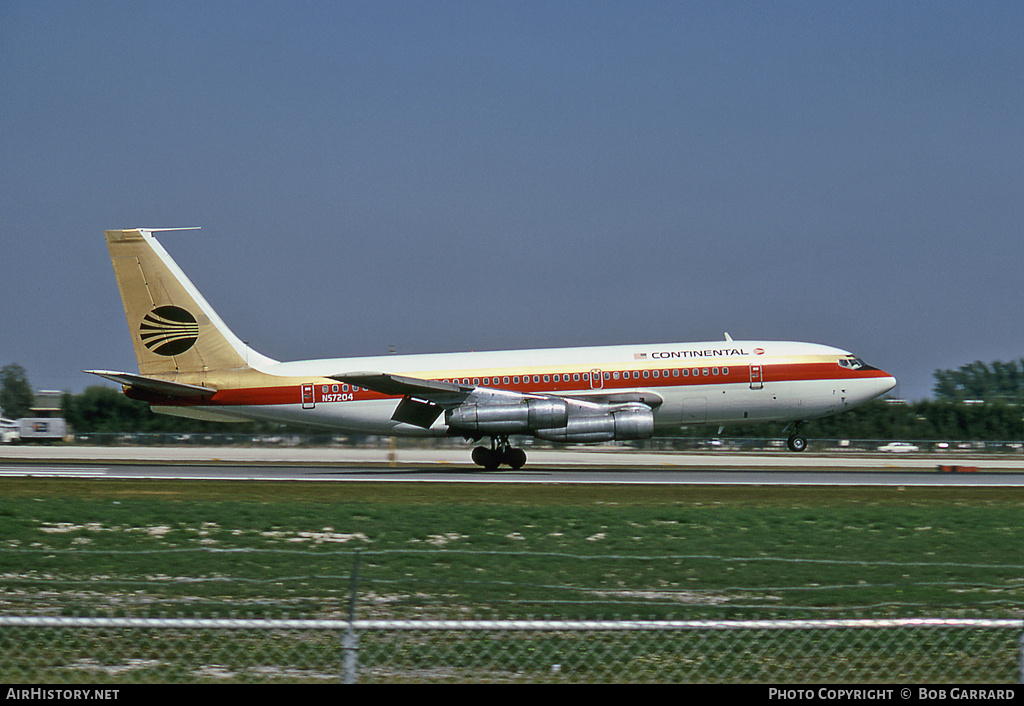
502,447,527,470
787,434,808,452
472,446,501,470
471,438,527,470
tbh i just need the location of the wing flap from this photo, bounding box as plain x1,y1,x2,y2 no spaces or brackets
390,395,445,428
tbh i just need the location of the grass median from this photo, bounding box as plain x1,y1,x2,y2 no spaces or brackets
0,479,1021,620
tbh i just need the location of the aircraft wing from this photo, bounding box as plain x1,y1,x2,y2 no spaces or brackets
329,371,664,431
84,370,216,399
559,390,663,408
329,372,472,400
333,371,663,407
329,372,475,428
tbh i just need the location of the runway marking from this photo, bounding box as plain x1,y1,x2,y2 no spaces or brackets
0,466,107,477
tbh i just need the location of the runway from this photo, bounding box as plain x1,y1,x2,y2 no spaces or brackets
3,445,1024,486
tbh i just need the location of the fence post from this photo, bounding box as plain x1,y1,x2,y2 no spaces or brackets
343,549,361,684
1019,630,1023,684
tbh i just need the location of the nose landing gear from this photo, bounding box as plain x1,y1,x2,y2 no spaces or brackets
786,422,808,452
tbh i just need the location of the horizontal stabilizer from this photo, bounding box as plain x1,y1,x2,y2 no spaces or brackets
84,370,216,398
151,406,248,423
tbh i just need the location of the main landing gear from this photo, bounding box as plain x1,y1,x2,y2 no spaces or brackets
471,436,527,470
786,422,808,452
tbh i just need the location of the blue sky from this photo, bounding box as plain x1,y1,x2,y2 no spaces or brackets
2,1,1023,403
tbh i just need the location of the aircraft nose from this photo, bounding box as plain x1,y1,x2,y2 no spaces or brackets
876,373,897,397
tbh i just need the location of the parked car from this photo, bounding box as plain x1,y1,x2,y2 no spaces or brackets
877,442,920,453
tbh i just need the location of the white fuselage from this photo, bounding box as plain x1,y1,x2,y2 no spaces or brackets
154,339,897,437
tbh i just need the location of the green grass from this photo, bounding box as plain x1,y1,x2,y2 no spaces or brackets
0,479,1021,620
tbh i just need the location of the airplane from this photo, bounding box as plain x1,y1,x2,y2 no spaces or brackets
87,228,897,469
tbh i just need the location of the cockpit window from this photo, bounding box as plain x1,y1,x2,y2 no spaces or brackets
839,356,865,370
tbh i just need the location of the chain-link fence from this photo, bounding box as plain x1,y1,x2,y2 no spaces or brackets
1,616,1021,683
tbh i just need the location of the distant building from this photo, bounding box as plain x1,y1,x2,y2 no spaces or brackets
31,390,63,416
4,390,69,442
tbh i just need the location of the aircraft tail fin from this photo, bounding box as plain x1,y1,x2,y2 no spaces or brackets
104,228,277,377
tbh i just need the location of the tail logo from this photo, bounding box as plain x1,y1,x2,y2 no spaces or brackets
140,306,200,356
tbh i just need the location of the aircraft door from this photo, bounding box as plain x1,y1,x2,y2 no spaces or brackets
590,369,604,390
749,364,764,390
301,383,315,409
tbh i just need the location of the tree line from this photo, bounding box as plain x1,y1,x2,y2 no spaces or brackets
3,359,1024,440
932,359,1024,404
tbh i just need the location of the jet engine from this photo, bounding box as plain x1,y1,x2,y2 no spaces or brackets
533,403,653,443
445,398,568,434
446,398,654,443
